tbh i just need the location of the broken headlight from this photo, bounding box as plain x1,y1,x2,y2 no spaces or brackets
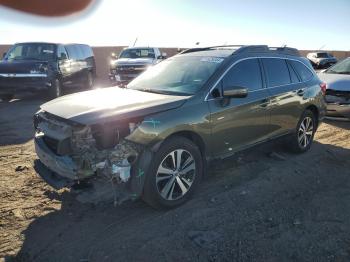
92,124,130,150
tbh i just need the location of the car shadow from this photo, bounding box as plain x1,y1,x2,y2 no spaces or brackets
0,94,44,146
8,141,350,262
324,119,350,130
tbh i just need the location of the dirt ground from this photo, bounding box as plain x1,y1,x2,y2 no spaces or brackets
1,94,350,262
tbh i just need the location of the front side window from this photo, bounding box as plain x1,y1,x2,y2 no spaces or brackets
5,43,56,61
119,48,156,59
223,59,262,91
262,58,291,87
290,60,313,82
57,45,68,60
128,56,224,95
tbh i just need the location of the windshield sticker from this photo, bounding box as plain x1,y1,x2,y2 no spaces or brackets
43,50,54,53
200,57,224,63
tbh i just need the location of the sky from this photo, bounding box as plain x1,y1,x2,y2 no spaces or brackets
0,0,349,50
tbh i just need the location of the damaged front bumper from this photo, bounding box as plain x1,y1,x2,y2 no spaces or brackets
326,103,350,120
325,92,350,120
33,111,152,204
35,135,78,180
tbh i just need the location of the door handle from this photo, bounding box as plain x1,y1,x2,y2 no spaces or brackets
296,89,305,96
259,98,269,108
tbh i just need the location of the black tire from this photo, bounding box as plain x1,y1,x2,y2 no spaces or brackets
289,110,316,153
0,94,14,102
48,79,62,99
86,71,94,89
142,136,203,209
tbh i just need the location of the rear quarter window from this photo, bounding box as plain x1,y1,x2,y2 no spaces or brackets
262,58,291,87
290,60,313,82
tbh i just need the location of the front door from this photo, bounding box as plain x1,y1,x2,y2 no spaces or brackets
208,58,270,158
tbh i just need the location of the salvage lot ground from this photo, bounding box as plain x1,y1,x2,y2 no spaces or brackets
0,94,350,262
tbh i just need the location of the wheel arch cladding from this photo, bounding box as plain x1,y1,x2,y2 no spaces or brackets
306,104,319,126
153,131,206,158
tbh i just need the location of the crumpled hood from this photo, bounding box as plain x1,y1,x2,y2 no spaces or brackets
0,60,47,74
115,58,155,66
40,87,189,125
318,73,350,91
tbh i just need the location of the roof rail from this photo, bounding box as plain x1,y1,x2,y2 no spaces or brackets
268,46,300,56
179,45,300,56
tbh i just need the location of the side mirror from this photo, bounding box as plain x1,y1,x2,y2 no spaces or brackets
111,52,118,58
223,86,248,98
162,52,167,59
2,52,6,59
59,53,68,61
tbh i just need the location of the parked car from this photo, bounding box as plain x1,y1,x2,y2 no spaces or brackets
33,45,326,209
318,57,350,120
307,52,337,69
0,42,96,101
109,47,166,87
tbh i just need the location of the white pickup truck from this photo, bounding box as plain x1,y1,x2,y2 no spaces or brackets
109,47,167,87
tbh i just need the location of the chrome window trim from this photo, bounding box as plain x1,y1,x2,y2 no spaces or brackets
204,56,315,101
0,73,47,78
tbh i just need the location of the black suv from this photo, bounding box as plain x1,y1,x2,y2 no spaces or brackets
0,42,96,101
34,45,326,209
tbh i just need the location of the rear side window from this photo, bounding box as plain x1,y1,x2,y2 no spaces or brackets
223,59,262,91
262,58,291,87
81,45,93,58
286,61,300,83
290,61,313,82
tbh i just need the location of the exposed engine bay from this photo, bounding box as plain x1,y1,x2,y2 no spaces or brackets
34,110,149,205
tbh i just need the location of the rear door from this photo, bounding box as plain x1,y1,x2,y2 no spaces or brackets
64,45,82,87
262,58,305,137
208,58,271,158
57,45,71,86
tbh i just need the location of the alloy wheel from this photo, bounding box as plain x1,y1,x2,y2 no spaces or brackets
298,116,314,148
156,149,196,201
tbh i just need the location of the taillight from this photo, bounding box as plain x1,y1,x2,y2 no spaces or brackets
320,82,327,96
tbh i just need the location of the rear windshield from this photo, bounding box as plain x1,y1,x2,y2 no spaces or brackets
119,48,155,59
5,43,56,61
316,53,331,58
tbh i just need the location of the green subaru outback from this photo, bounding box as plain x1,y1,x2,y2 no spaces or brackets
33,45,326,208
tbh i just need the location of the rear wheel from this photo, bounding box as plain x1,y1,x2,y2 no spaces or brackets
48,79,62,99
142,137,203,209
289,110,316,153
0,94,14,102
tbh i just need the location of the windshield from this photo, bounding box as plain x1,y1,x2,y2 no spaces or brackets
119,48,155,59
326,58,350,74
128,56,224,95
316,53,331,58
5,43,56,61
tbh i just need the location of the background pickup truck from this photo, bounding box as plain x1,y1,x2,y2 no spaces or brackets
109,47,167,87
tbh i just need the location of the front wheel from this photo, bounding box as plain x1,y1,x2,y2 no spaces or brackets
86,71,94,89
142,137,203,209
289,110,316,153
47,79,62,99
